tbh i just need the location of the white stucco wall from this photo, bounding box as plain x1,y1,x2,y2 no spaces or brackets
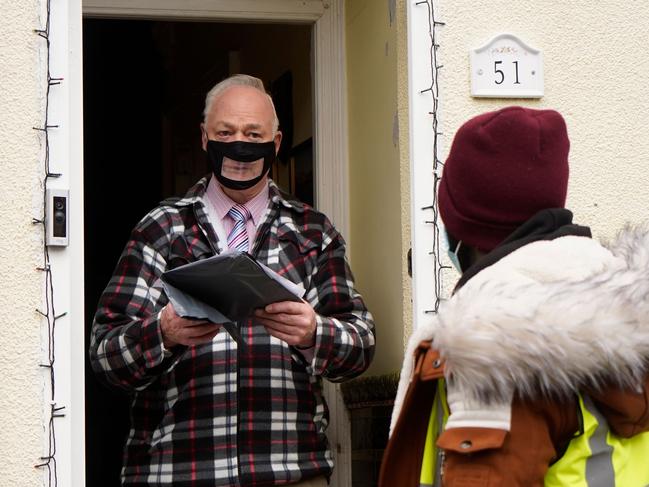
0,0,47,485
439,1,649,240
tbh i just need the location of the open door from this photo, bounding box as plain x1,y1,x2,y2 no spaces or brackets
83,18,314,486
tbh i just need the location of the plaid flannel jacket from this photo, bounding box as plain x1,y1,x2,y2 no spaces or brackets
89,177,375,486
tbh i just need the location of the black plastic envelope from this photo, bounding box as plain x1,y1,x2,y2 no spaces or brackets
161,251,304,345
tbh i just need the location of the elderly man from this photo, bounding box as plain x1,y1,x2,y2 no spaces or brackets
90,74,375,487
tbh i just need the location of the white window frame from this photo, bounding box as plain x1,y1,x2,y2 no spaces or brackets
52,1,350,485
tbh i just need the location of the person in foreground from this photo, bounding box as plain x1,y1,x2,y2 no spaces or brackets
89,74,375,487
379,106,649,486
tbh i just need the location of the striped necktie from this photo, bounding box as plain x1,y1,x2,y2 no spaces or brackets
226,204,252,252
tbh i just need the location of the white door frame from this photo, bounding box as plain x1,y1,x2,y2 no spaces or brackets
60,1,350,486
407,0,443,329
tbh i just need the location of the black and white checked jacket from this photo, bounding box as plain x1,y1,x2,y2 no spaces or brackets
89,177,376,486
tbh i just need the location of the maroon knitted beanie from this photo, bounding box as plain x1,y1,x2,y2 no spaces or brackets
438,106,570,252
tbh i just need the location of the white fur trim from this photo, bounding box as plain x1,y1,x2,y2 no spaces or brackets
390,225,649,434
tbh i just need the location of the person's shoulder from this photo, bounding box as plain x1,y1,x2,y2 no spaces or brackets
271,184,334,226
133,177,209,236
456,235,612,297
508,235,616,280
270,183,344,248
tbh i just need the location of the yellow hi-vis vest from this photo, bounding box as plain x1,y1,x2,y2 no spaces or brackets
545,395,649,487
420,382,649,487
419,381,448,487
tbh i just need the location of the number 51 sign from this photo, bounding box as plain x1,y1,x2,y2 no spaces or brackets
470,33,543,98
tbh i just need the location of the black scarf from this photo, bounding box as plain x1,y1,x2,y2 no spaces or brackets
455,208,591,291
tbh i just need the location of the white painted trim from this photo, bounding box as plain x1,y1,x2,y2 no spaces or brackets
82,0,324,22
49,0,86,486
67,2,87,484
407,0,441,330
312,3,352,486
313,0,350,243
66,1,351,486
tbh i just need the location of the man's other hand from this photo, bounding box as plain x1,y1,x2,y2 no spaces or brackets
161,302,221,348
254,300,317,348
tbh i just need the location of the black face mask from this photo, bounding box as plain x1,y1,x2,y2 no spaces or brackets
206,140,276,190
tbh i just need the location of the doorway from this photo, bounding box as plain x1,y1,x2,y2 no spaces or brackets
83,18,313,486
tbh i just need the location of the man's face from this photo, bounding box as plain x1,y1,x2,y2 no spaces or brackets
201,85,281,184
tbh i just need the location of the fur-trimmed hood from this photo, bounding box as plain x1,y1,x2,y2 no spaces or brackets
392,225,649,429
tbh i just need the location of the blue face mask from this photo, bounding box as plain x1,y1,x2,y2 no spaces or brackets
447,238,463,273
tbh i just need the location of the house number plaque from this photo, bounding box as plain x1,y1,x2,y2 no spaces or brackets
470,33,543,98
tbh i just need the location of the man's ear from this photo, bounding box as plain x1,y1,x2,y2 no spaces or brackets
200,123,208,151
273,131,283,154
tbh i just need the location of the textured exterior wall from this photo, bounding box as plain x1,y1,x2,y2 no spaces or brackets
439,1,649,241
0,0,47,485
346,0,408,375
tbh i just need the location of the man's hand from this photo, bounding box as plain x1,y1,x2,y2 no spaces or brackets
160,302,221,348
254,300,317,348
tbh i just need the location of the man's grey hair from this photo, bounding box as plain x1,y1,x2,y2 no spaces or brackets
203,74,280,134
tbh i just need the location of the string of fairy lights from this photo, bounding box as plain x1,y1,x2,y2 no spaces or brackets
33,0,65,485
416,0,448,313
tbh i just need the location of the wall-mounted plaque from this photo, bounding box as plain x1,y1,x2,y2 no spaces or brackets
470,33,543,98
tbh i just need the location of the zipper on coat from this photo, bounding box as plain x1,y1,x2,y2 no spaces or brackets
194,197,277,485
192,202,243,485
435,381,446,487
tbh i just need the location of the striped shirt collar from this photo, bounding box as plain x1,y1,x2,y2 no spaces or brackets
204,176,270,226
172,175,308,216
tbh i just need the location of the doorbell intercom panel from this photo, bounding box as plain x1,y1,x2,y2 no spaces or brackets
46,189,69,247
